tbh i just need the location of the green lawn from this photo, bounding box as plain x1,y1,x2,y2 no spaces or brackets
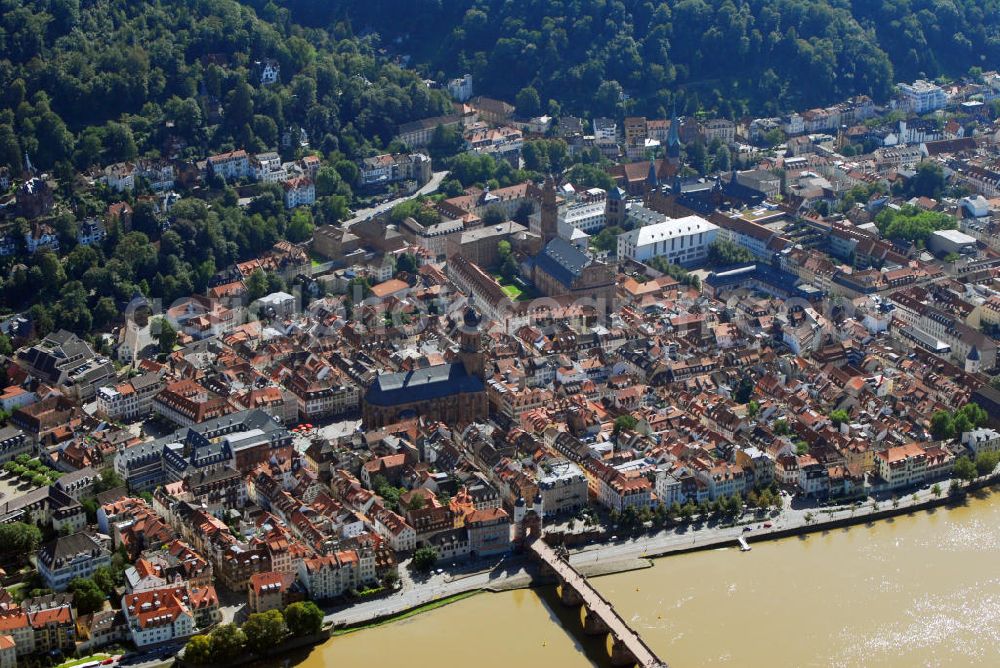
492,274,537,302
500,283,523,299
56,654,111,668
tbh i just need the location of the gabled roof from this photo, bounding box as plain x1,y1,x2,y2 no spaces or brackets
535,237,592,288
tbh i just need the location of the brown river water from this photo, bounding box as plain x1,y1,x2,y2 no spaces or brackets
289,489,1000,667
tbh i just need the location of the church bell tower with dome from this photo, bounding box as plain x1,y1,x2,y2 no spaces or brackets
459,304,486,381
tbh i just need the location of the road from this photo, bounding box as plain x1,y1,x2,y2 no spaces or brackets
324,477,974,628
343,170,449,227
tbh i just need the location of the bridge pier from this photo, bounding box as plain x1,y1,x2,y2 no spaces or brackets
610,636,639,667
559,580,585,607
583,608,610,636
528,539,668,668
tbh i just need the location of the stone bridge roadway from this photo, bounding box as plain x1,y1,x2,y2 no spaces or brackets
529,538,668,668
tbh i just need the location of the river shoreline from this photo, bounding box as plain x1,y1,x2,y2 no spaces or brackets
325,475,998,635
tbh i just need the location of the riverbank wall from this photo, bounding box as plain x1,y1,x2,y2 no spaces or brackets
331,475,999,633
645,476,997,560
175,627,333,668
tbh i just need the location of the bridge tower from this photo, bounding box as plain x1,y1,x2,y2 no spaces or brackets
513,493,544,547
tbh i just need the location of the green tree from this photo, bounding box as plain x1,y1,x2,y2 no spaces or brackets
93,565,118,595
389,199,440,227
283,601,324,637
184,635,214,665
875,206,955,245
613,415,638,434
686,141,708,175
102,122,138,163
69,577,106,615
481,206,506,226
763,128,786,147
930,411,955,441
713,145,732,172
957,403,988,430
0,522,42,556
286,208,315,243
974,451,1000,477
708,239,754,265
733,376,755,404
953,455,977,481
412,546,439,573
595,80,623,116
428,124,465,161
499,253,518,281
154,317,178,355
590,226,621,254
243,610,288,655
565,164,615,191
829,409,850,427
93,467,125,493
905,162,947,199
395,253,418,275
247,268,269,301
209,624,247,662
314,166,342,196
515,86,541,117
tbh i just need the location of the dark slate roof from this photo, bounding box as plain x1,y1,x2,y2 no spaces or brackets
37,532,105,569
535,237,591,289
463,306,482,328
365,363,484,407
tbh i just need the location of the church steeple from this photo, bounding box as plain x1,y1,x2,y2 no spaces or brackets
459,303,485,380
667,101,682,166
647,160,659,187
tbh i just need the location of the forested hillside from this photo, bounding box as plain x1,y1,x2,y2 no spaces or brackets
289,0,1000,117
0,0,452,174
0,0,456,336
4,0,997,178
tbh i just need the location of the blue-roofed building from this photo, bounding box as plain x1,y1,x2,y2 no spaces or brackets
114,409,292,492
531,237,616,311
362,307,489,428
704,262,824,301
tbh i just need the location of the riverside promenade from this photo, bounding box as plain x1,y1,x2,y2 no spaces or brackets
325,474,998,630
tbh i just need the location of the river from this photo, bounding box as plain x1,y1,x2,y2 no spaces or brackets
298,489,1000,667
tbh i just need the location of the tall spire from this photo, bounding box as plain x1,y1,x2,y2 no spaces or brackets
646,160,659,187
667,100,682,164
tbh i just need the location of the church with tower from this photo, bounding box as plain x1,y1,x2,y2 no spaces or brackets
529,175,617,312
361,305,489,428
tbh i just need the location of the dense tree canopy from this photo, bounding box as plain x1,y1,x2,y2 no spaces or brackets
283,601,324,637
283,0,1000,117
875,205,956,245
0,0,454,175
